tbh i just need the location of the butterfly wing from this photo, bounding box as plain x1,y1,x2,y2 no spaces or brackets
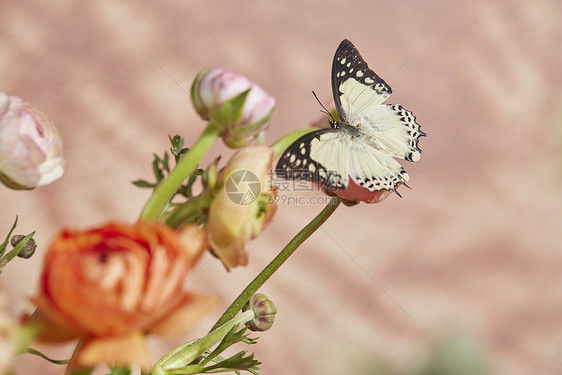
347,135,409,193
332,39,392,123
275,129,349,190
359,104,425,162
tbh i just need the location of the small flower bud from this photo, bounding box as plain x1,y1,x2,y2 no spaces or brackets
0,93,66,189
242,293,277,332
191,68,275,148
10,235,36,259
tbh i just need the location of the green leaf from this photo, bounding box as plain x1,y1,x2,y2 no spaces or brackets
170,135,188,162
0,231,34,271
132,180,156,188
205,351,260,372
210,89,250,128
162,153,171,173
198,326,241,367
0,216,18,258
153,155,164,181
195,327,260,374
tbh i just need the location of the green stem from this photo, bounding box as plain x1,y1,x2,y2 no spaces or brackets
165,195,213,229
26,348,70,365
210,196,341,331
65,339,93,375
0,216,18,259
153,310,255,373
139,122,221,221
270,128,318,159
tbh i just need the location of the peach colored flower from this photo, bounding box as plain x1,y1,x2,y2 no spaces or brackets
28,220,218,369
208,146,277,268
0,93,65,189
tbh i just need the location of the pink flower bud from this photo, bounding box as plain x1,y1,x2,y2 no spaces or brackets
0,93,66,189
192,68,275,147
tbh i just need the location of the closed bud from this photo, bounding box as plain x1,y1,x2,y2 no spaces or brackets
242,293,276,332
191,68,275,148
0,93,66,189
207,147,277,268
10,234,36,259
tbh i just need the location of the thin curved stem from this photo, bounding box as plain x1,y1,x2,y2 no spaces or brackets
210,196,341,331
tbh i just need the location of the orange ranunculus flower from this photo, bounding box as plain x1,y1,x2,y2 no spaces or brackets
208,146,277,268
29,220,218,369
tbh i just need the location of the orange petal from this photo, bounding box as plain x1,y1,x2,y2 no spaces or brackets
176,225,209,261
74,331,151,370
147,292,220,337
27,298,82,342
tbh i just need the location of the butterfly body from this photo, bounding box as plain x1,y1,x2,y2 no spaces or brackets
276,39,425,196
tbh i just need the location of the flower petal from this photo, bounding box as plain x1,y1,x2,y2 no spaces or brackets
208,147,276,268
147,292,220,337
74,331,151,370
335,178,393,204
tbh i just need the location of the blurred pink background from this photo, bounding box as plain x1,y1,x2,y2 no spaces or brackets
1,0,562,374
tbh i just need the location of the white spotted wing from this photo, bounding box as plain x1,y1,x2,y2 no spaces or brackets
276,39,425,196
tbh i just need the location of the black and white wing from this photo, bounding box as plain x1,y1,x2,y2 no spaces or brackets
359,104,424,162
332,39,392,123
275,129,350,190
332,39,424,163
347,135,410,193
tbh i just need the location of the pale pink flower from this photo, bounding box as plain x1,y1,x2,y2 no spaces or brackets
0,93,66,189
192,68,275,147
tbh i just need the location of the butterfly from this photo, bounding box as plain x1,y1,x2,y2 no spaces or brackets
276,39,425,197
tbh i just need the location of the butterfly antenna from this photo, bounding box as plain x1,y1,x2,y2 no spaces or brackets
312,91,334,121
392,187,403,198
